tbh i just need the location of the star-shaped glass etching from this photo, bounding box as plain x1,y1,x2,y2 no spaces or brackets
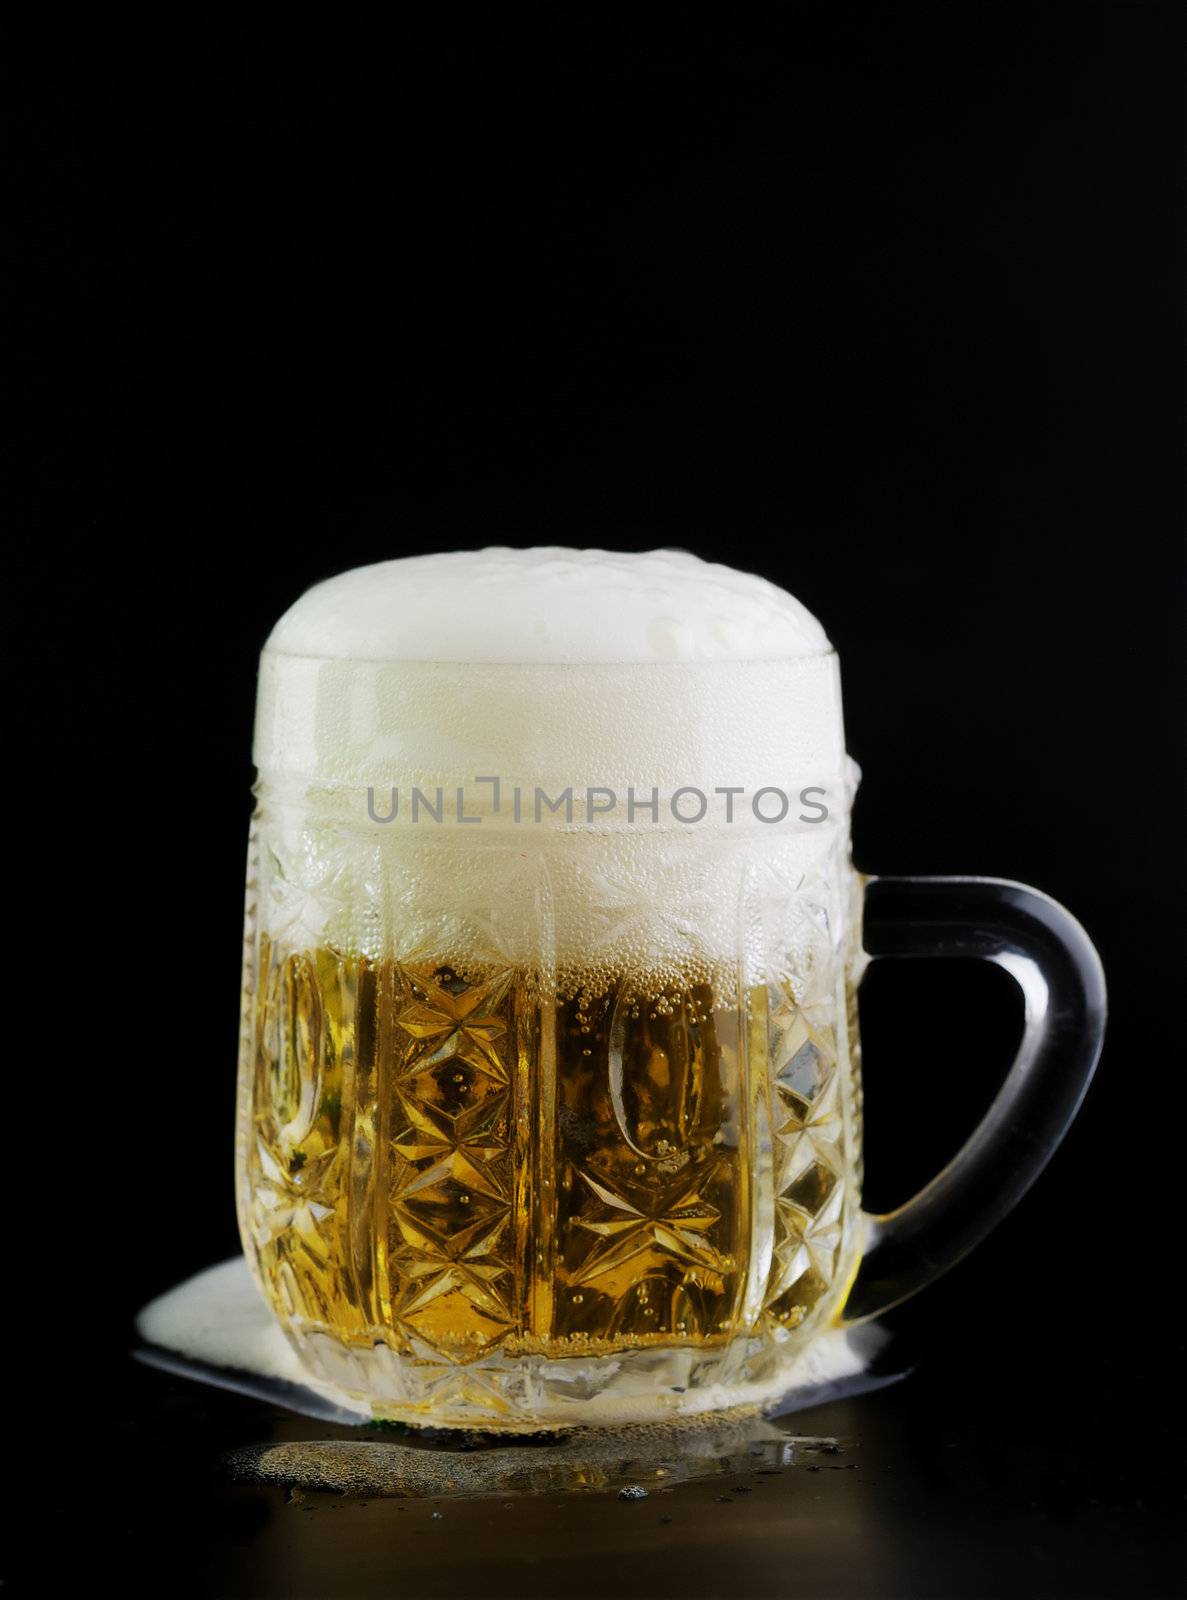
567,1160,731,1299
251,1136,340,1252
264,833,382,957
393,1170,509,1254
566,850,723,974
394,966,514,1085
247,1134,345,1328
764,1172,845,1329
389,1179,516,1354
388,965,518,1354
392,1091,508,1168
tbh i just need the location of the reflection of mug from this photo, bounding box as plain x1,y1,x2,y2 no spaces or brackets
235,550,1105,1428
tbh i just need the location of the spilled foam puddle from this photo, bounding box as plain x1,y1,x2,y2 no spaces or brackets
227,1411,854,1498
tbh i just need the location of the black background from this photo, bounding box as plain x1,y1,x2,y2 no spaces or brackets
19,10,1186,1596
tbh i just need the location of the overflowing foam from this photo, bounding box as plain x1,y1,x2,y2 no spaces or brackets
265,548,832,665
250,549,856,982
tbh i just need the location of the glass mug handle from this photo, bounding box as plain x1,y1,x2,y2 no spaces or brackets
842,875,1107,1323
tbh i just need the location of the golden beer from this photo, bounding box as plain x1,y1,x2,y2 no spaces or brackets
238,935,861,1403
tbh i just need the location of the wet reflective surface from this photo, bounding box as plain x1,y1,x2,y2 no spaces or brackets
46,1321,1180,1600
229,1415,857,1500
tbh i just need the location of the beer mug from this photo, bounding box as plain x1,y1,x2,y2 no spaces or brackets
235,550,1105,1428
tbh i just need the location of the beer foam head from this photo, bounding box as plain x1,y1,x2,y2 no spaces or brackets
251,549,855,988
265,547,831,664
255,548,847,792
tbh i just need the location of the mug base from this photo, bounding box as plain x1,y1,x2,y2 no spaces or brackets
136,1258,889,1431
292,1325,825,1432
